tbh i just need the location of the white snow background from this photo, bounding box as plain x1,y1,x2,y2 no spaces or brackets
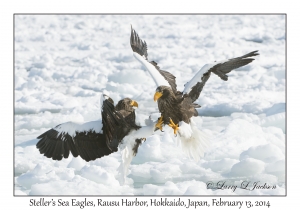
14,15,285,195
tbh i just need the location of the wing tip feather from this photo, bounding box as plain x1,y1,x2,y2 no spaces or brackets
130,26,148,59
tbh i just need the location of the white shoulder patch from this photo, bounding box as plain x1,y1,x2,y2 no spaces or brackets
54,120,103,138
100,93,110,111
183,59,227,94
133,52,170,88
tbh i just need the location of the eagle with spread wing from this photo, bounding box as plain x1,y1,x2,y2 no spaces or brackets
130,26,259,160
36,95,143,162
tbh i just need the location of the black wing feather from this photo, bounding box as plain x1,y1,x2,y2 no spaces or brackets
188,72,211,102
187,51,259,102
131,26,178,93
63,141,70,158
130,25,148,59
36,122,115,162
36,129,77,160
102,98,129,152
66,136,79,158
212,50,259,81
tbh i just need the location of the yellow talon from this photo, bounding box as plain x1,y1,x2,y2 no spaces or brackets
168,118,179,135
155,117,164,131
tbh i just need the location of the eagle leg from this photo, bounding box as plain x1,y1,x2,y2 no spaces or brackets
155,116,164,131
132,138,146,156
168,118,179,135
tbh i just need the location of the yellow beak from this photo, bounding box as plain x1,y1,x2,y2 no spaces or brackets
130,100,138,107
154,92,163,102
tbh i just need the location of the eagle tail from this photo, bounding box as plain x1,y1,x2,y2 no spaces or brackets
117,137,141,185
178,119,211,162
118,145,134,185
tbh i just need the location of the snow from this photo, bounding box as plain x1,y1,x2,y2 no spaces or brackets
14,14,285,195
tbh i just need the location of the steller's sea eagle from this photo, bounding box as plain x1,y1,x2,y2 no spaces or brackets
130,26,259,161
36,94,156,183
36,95,142,162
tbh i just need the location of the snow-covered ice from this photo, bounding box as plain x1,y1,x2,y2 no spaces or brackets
14,15,285,195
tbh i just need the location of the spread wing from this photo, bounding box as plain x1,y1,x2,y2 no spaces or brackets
131,26,177,93
36,120,106,161
36,95,128,161
184,50,259,102
101,95,130,152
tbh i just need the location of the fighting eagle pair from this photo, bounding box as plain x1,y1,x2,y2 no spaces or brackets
36,26,259,165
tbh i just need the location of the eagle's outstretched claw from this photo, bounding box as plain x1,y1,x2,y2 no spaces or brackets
155,116,164,131
132,138,146,156
168,118,179,135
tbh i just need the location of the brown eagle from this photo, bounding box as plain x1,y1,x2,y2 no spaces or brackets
130,26,259,160
36,95,142,162
130,26,259,134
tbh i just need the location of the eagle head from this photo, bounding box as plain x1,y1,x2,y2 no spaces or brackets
116,98,138,112
154,86,172,101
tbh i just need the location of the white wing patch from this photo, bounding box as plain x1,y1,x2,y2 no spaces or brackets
54,121,103,138
133,52,170,88
100,93,111,112
183,60,227,94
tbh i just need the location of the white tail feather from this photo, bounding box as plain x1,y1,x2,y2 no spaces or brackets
117,121,155,185
177,120,211,162
118,145,134,185
117,137,136,185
